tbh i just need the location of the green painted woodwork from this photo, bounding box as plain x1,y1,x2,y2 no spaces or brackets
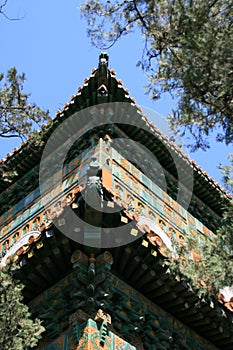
39,318,136,350
1,136,217,258
0,126,219,247
30,251,218,350
111,146,218,239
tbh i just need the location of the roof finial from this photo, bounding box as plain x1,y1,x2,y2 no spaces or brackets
99,52,109,68
97,52,109,100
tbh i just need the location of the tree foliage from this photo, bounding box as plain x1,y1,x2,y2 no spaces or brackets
219,154,233,194
167,158,233,296
0,67,49,141
0,262,44,349
81,0,233,149
186,202,232,295
207,155,233,291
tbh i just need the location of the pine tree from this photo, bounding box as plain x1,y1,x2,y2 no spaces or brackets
0,68,50,182
0,68,49,141
0,262,45,350
81,0,233,150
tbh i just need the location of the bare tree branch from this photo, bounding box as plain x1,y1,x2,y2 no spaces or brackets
0,0,22,21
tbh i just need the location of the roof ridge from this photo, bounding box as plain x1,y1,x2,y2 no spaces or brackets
0,55,232,200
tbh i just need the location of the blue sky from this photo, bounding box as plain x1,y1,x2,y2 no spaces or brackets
0,0,232,184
